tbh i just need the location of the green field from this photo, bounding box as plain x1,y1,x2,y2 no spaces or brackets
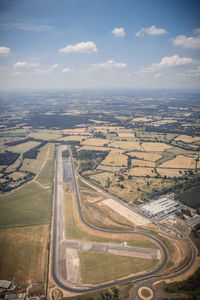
79,251,157,284
36,159,54,186
0,181,52,228
28,129,61,140
0,224,48,290
7,141,40,153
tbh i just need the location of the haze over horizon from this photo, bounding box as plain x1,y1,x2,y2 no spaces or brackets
0,0,200,90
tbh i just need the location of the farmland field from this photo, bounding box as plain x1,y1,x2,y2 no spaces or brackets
101,152,127,166
6,141,40,153
78,145,111,152
159,155,196,169
175,135,200,144
82,138,109,146
131,159,155,167
28,129,61,140
157,168,186,178
117,132,135,138
109,141,142,151
141,142,172,152
62,128,87,135
128,167,156,177
128,151,162,161
0,224,48,291
59,135,85,141
0,181,52,228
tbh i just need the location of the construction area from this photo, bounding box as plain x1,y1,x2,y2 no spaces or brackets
139,194,180,218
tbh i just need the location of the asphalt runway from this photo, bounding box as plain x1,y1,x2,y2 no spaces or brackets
51,145,169,293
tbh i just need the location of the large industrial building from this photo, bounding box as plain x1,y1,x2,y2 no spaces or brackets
140,194,179,218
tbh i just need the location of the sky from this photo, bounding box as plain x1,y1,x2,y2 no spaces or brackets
0,0,200,90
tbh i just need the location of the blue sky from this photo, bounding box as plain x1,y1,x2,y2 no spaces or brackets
0,0,200,89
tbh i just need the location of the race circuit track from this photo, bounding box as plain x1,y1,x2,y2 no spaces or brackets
51,145,169,293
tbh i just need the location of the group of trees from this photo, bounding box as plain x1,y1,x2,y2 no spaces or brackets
23,141,47,159
78,150,109,173
164,267,200,295
0,150,20,165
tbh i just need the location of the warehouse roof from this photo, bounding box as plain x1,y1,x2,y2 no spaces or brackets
0,280,12,289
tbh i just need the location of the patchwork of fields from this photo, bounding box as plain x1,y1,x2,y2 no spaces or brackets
0,110,199,296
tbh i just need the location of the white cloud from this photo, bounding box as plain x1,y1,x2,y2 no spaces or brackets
173,34,200,49
135,25,167,37
154,73,162,78
140,55,195,73
111,27,125,37
10,72,22,76
59,41,97,54
0,46,11,56
159,55,194,67
177,65,200,79
62,67,72,73
193,28,200,35
34,68,48,74
48,64,59,71
93,59,127,70
13,61,40,69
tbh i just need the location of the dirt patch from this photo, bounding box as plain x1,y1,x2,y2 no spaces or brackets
101,198,150,226
159,155,196,169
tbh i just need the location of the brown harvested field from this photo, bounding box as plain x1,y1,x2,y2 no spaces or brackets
131,159,155,167
97,165,123,172
141,142,172,152
128,167,156,177
174,134,200,144
109,141,142,151
59,135,86,141
159,155,196,169
0,224,48,288
128,151,162,161
88,172,112,186
131,117,152,122
151,119,177,125
82,138,109,147
62,128,87,135
118,132,135,138
78,145,110,152
8,171,25,180
101,151,127,166
157,168,185,178
94,126,124,131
